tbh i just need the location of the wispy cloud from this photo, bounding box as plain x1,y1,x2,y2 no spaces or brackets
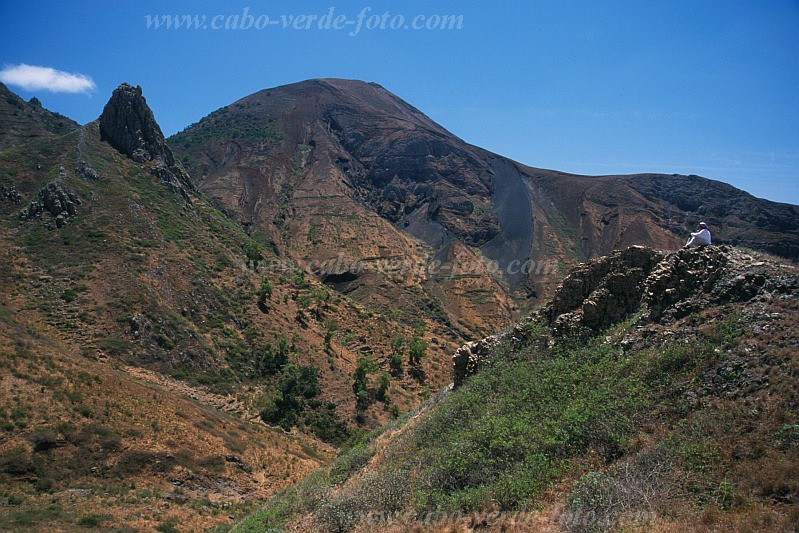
0,64,95,94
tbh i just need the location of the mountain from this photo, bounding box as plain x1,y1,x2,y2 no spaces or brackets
0,82,79,153
239,244,799,531
1,78,798,530
170,78,799,321
0,83,451,530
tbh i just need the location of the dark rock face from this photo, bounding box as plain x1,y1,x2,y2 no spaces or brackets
325,100,500,247
99,83,192,199
99,83,173,165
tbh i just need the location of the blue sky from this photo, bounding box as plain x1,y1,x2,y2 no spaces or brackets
2,0,798,204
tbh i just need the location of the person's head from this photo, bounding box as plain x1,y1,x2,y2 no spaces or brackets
699,222,707,229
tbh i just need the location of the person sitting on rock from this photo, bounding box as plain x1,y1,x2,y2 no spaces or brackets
685,221,712,248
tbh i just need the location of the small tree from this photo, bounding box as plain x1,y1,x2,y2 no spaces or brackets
408,336,428,365
243,241,261,270
310,287,330,319
324,320,338,352
257,277,272,311
389,354,403,377
376,372,391,403
353,357,376,417
390,334,406,356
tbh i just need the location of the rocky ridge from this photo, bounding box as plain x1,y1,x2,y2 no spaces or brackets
453,245,799,385
0,81,79,153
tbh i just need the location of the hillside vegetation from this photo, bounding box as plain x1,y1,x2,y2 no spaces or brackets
0,85,453,530
237,246,799,532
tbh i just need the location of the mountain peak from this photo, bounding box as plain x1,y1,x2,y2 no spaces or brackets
99,83,192,197
99,83,174,165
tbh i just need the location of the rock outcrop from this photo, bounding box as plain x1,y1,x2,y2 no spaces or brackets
452,335,499,387
544,245,799,336
542,246,664,336
453,245,799,386
1,183,22,204
75,159,100,182
19,172,81,229
99,83,173,165
99,83,192,199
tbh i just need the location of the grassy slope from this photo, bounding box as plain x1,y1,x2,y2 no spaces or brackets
237,271,799,532
0,123,457,529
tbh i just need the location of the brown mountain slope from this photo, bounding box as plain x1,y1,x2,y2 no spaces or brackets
0,84,459,529
170,78,799,327
171,78,517,339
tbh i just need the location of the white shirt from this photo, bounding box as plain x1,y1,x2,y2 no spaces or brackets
687,228,712,246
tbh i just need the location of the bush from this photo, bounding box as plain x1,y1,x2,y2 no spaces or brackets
77,514,110,528
408,336,427,365
388,354,403,376
304,405,350,446
260,364,321,431
243,242,261,269
315,490,363,533
97,336,130,356
155,517,181,533
353,357,376,413
567,448,675,532
112,450,179,477
0,445,32,475
27,427,57,452
774,423,799,449
376,373,390,403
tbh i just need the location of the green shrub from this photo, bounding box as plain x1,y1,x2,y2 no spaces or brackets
376,373,390,403
77,514,110,528
304,404,349,446
257,277,272,310
260,364,321,432
97,336,130,356
315,493,361,532
27,427,57,452
155,517,181,533
408,336,427,365
0,445,32,475
774,423,799,449
388,354,403,376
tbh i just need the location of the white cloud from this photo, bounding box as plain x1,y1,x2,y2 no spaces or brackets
0,64,96,94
